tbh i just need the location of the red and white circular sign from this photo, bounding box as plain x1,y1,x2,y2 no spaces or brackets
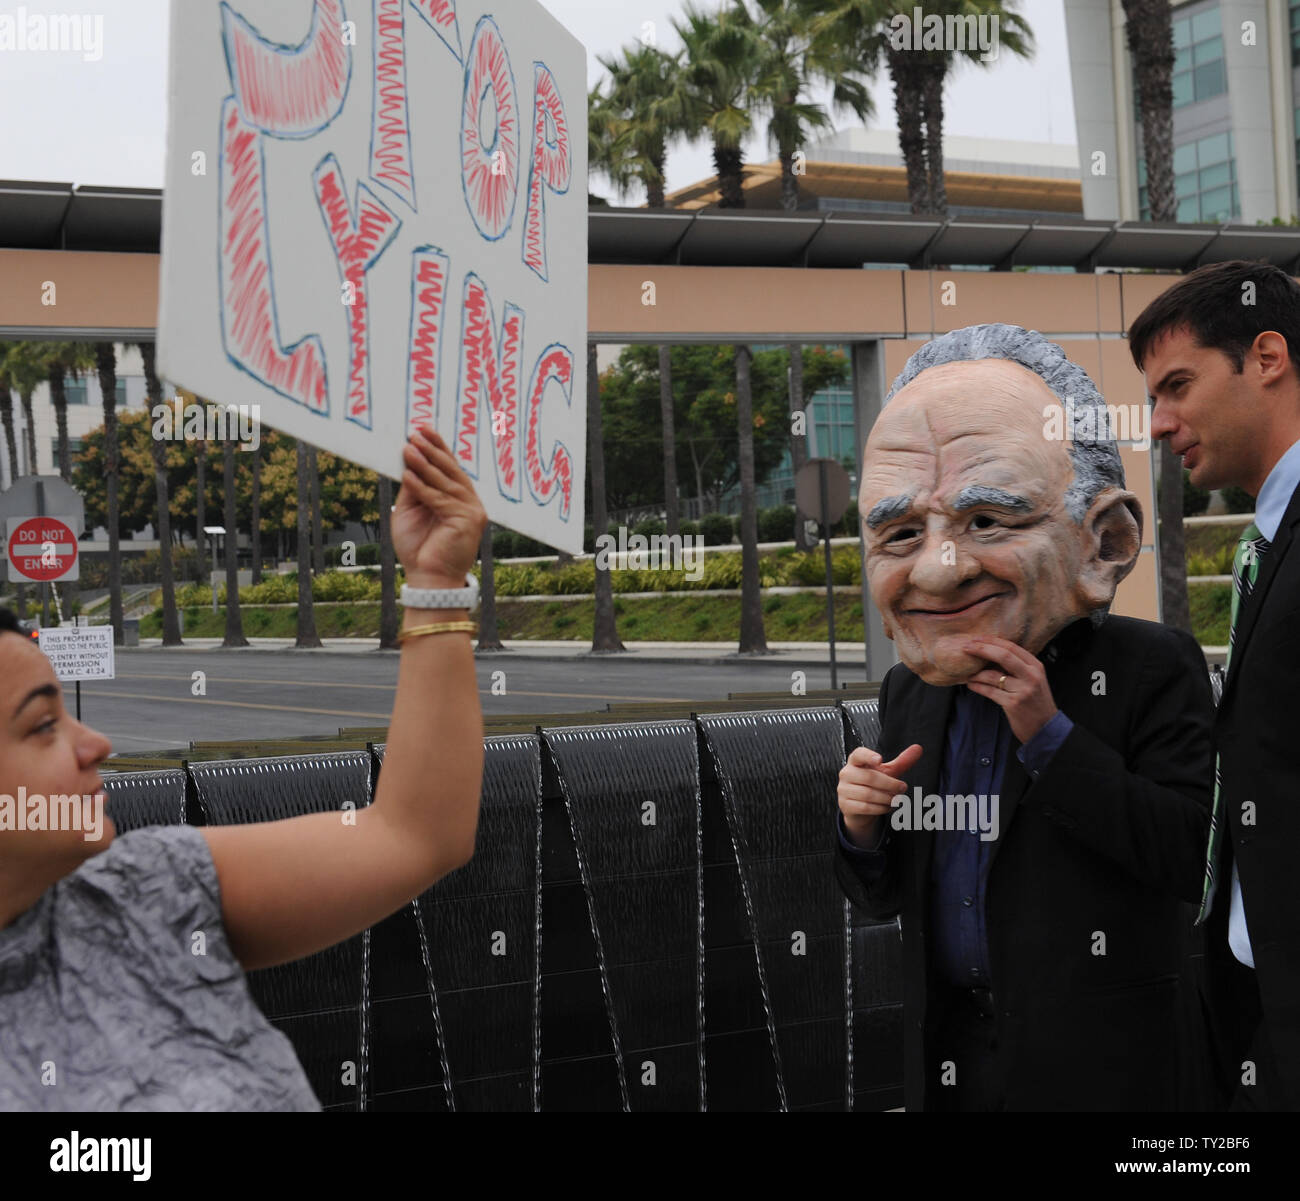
7,517,79,583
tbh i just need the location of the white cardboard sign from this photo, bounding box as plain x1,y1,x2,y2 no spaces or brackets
39,627,116,683
159,0,588,553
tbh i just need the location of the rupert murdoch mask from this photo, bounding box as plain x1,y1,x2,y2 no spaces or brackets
859,324,1143,687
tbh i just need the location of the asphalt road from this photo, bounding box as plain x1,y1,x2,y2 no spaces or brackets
77,649,866,754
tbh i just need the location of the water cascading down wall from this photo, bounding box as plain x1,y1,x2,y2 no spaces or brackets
101,704,903,1110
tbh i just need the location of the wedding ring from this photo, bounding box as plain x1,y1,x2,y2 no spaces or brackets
998,674,1007,690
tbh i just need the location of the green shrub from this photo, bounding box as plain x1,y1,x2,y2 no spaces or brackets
757,505,796,543
699,513,734,546
679,520,699,538
1220,485,1256,515
632,517,666,539
1183,470,1210,517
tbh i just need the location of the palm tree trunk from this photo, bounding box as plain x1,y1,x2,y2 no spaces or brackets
736,345,767,653
20,389,36,477
889,49,929,215
295,442,322,647
95,343,123,644
779,146,799,212
713,141,746,209
250,439,263,584
658,345,680,537
921,63,948,217
222,438,249,647
589,343,624,653
196,440,207,562
477,522,504,650
308,445,324,574
789,345,814,551
0,394,17,486
50,370,71,481
378,475,399,649
139,343,181,645
1123,0,1188,631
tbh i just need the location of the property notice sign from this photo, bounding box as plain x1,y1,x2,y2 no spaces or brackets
158,0,588,553
7,517,79,583
39,627,115,683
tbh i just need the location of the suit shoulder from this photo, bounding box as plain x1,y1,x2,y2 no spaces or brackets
1093,616,1206,677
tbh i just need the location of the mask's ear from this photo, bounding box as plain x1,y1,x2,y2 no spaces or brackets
1077,488,1142,610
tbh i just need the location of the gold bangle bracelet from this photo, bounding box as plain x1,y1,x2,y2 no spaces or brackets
398,621,478,644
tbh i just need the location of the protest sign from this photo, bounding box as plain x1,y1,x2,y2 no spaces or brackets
159,0,588,552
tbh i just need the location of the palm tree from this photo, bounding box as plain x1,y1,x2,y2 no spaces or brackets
735,346,768,653
222,434,250,647
195,434,207,560
591,43,688,535
295,440,322,648
94,342,124,643
249,437,263,584
477,523,504,651
0,343,43,485
1122,0,1188,633
43,341,95,481
308,444,325,574
817,1,1032,215
671,2,762,209
588,344,624,653
378,475,399,649
137,342,182,646
747,0,874,212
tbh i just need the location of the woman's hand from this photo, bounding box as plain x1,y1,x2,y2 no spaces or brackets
964,636,1059,744
391,426,487,588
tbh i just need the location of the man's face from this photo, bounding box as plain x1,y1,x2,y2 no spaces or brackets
860,358,1098,686
0,633,114,878
1143,324,1265,493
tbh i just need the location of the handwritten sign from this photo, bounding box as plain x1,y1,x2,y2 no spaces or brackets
158,0,588,553
39,627,115,683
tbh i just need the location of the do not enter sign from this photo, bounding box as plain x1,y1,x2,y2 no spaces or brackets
7,517,79,583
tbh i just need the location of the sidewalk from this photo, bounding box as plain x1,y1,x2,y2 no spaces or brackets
134,637,872,668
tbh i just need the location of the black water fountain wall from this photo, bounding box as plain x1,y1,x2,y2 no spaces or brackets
100,703,904,1110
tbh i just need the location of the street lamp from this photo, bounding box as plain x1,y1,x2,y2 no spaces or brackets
204,525,226,613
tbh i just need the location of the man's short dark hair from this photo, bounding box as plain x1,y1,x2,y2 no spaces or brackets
0,608,23,635
1127,260,1300,378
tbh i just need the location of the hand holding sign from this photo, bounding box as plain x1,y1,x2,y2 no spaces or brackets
394,426,488,589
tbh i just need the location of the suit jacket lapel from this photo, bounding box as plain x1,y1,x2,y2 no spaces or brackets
903,682,957,920
1220,480,1300,713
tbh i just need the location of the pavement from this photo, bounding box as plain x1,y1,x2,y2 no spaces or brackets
136,636,874,669
137,635,1230,669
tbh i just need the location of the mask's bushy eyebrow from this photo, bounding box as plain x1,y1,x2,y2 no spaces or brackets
952,486,1033,513
866,493,915,530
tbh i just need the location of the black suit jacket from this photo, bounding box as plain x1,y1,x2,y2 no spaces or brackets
1205,479,1300,1110
835,616,1214,1111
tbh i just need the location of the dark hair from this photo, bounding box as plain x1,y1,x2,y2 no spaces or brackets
0,608,22,635
1127,260,1300,377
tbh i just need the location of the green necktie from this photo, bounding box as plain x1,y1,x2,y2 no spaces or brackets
1196,521,1271,924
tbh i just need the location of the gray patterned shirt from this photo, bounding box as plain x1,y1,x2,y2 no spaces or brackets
0,824,321,1111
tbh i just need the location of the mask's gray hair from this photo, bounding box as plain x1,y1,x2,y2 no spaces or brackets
885,323,1125,523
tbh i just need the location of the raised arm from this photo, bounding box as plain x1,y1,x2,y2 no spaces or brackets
202,428,488,970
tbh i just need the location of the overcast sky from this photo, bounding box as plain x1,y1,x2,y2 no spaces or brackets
0,0,1076,199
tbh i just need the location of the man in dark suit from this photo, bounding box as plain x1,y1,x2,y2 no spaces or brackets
835,323,1214,1111
1129,260,1300,1111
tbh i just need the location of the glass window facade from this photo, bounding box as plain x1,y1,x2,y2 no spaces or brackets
1139,130,1238,222
1170,5,1226,108
63,376,126,407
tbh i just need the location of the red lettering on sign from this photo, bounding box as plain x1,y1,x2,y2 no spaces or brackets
524,345,574,520
522,63,571,282
457,273,521,500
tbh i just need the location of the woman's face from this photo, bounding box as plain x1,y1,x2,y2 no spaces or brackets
0,631,114,877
